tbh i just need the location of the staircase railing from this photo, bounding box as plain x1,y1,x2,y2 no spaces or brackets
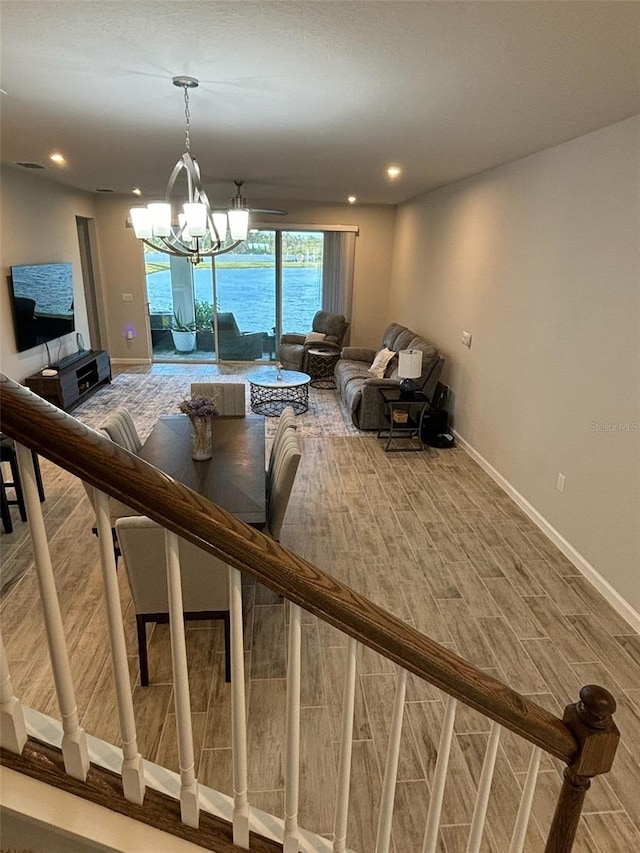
0,375,620,853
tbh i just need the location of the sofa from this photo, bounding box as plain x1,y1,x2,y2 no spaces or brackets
335,323,444,430
277,310,350,373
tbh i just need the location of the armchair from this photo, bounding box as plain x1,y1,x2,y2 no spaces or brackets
215,312,263,361
277,310,349,373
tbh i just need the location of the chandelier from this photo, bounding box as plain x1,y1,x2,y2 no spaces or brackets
129,76,249,265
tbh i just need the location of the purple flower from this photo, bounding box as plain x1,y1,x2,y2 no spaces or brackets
179,395,219,418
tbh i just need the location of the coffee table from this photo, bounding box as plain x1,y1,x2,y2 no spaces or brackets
247,367,311,416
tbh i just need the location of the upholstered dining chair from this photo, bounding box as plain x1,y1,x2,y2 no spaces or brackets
115,515,231,686
100,408,143,454
82,428,138,559
190,382,246,416
266,406,297,496
266,428,302,542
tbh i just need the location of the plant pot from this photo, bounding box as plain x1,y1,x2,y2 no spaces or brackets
171,330,196,353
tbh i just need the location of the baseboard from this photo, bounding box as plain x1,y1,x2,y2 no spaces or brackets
453,430,640,634
109,358,152,365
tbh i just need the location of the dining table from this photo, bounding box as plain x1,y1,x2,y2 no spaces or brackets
138,414,266,529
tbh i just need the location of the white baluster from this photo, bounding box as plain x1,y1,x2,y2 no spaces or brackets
0,631,27,753
228,565,249,848
422,694,457,853
15,443,89,780
509,746,542,853
376,667,407,853
284,601,302,853
466,720,501,853
164,529,199,828
333,637,357,853
94,489,145,804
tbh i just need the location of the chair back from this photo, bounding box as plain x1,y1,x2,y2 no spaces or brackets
100,409,142,454
311,311,349,348
115,516,229,614
266,406,297,499
190,383,246,416
267,430,301,541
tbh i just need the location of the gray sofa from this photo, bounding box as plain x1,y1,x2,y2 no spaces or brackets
335,323,444,430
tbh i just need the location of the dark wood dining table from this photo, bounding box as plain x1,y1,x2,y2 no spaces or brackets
138,414,266,529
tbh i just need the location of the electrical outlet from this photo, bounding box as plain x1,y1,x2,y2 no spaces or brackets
556,473,565,493
461,331,472,348
122,293,133,302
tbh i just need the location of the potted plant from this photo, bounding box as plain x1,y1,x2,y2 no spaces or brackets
171,309,197,353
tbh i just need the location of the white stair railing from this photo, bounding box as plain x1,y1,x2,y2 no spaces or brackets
94,489,145,804
1,430,611,853
14,442,90,781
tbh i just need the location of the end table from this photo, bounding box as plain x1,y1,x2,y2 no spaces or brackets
377,387,430,451
307,348,340,389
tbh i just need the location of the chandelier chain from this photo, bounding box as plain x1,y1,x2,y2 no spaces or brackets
183,85,191,151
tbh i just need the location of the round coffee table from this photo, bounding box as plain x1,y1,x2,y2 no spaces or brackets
307,348,340,389
247,368,311,416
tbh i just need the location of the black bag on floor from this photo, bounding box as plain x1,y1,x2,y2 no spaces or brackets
421,384,455,448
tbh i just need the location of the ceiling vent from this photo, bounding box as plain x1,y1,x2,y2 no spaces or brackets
16,161,45,169
96,188,115,193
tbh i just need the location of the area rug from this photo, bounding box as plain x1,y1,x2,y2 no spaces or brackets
72,371,359,440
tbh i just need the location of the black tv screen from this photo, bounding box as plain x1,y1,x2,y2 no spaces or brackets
8,263,75,353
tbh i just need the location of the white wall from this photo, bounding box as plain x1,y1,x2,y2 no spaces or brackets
389,116,640,613
0,166,96,382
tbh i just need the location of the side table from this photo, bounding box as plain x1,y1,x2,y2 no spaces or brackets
307,348,340,389
377,388,430,451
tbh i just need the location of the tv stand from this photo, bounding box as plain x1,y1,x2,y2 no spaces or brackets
25,350,111,412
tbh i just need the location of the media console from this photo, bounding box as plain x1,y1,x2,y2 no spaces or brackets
25,350,111,412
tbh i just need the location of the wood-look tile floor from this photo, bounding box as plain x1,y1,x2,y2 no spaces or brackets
1,364,639,852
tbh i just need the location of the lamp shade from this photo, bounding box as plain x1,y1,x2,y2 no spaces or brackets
183,202,207,237
130,207,152,239
398,349,422,380
228,208,249,241
212,212,229,242
148,202,172,237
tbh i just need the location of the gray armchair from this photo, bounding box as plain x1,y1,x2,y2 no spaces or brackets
215,312,263,361
277,310,350,373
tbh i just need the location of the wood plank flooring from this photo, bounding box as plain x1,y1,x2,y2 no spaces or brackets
1,364,639,852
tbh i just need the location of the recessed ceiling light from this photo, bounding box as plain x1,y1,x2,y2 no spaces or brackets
50,152,66,165
347,195,357,205
386,165,402,179
132,187,142,197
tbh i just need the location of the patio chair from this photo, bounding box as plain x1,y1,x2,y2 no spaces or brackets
215,312,263,361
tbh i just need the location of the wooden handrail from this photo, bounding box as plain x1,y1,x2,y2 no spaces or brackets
1,375,579,763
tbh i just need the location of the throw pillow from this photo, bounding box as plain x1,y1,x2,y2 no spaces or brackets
368,347,396,378
305,332,326,344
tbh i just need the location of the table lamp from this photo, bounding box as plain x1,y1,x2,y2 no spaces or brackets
398,349,422,395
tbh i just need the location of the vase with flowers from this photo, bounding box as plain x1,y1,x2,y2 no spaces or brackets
179,395,219,460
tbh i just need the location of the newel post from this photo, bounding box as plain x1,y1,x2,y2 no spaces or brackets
544,685,619,853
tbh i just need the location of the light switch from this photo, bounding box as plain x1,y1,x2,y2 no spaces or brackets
122,293,133,302
461,331,472,348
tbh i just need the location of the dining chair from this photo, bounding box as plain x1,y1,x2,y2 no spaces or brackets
0,434,45,534
266,405,297,499
115,515,231,685
190,382,246,416
100,408,143,453
82,428,138,559
266,428,301,542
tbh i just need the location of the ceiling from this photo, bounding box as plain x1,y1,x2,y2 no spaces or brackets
1,1,639,208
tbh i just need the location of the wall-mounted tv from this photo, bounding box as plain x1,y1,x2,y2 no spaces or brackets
8,263,75,353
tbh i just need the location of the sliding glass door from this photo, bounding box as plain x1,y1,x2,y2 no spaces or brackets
144,228,324,362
